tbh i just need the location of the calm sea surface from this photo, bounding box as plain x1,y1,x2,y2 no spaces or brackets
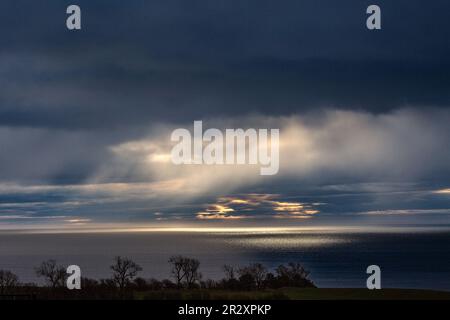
0,230,449,290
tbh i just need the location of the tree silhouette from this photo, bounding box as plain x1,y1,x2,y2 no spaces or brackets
35,260,66,288
223,265,236,281
168,255,185,287
110,256,142,291
275,262,314,287
183,257,202,288
0,270,19,294
168,255,202,288
238,263,267,289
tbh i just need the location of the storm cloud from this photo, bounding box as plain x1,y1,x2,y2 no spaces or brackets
0,1,449,228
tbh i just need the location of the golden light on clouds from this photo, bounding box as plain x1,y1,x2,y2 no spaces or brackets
274,215,313,219
434,188,450,194
304,210,319,215
207,204,235,214
195,202,238,219
229,199,250,204
195,194,320,220
196,213,244,220
148,153,172,163
64,218,92,224
273,201,304,214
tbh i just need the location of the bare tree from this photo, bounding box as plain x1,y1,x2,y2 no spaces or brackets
0,270,19,294
275,262,312,287
223,264,236,281
168,255,202,288
182,257,202,288
35,260,66,288
238,263,267,289
168,255,185,287
110,256,142,291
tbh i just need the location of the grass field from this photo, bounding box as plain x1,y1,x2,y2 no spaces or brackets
279,288,450,300
135,287,450,300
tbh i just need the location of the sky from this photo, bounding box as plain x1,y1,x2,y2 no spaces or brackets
0,0,449,230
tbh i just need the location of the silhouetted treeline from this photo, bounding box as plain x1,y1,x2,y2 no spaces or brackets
0,256,315,299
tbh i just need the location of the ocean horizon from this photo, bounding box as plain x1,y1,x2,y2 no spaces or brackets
1,228,449,291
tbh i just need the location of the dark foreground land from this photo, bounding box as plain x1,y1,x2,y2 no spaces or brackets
135,288,450,300
2,257,449,300
3,288,449,300
280,288,450,300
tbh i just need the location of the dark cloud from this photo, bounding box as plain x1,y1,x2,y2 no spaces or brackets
0,1,449,227
1,1,450,129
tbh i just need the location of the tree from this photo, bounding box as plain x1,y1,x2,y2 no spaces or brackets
81,277,99,289
133,277,148,290
110,256,142,291
168,255,185,287
147,278,163,290
99,278,116,289
0,270,19,294
168,255,202,288
35,260,66,288
221,264,240,290
182,257,202,288
275,262,314,288
223,265,236,281
238,263,267,289
162,279,176,289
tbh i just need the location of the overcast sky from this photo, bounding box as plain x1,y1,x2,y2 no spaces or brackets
0,0,449,230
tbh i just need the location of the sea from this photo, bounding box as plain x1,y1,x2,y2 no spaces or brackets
0,229,449,290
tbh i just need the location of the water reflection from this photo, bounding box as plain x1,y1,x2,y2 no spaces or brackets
222,233,353,249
